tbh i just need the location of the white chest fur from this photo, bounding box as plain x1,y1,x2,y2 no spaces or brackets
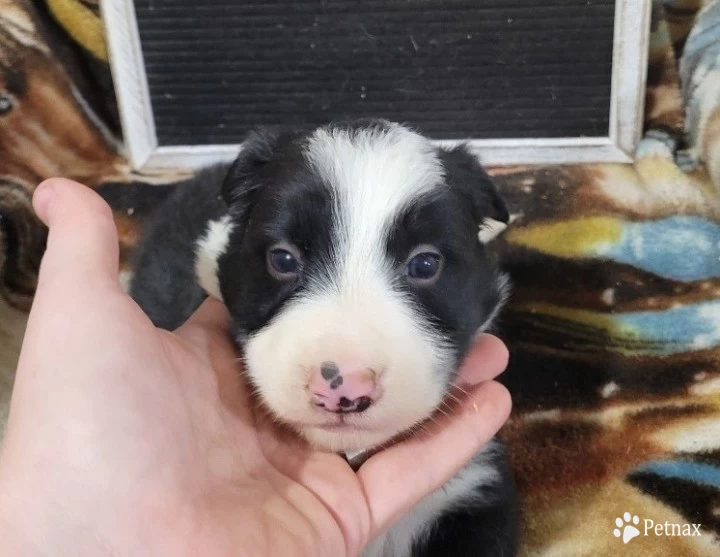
195,214,233,299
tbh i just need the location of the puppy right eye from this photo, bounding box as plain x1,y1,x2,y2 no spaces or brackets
267,246,301,279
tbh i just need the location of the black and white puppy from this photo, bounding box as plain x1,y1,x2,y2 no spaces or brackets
129,119,517,557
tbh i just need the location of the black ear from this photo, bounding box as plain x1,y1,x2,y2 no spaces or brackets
437,145,509,225
221,127,283,210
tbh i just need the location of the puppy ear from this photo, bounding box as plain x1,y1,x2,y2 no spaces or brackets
437,145,509,226
221,127,282,209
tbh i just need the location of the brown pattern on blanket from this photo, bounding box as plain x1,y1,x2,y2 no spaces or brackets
1,1,719,555
0,0,127,310
490,4,720,553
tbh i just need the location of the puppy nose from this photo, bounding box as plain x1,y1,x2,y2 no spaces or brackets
309,361,379,413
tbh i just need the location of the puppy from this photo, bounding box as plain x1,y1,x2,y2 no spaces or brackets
129,119,517,557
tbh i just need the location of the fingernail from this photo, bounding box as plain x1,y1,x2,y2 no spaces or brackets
33,181,56,224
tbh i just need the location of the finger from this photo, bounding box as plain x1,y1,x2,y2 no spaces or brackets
177,296,230,334
455,334,509,387
173,297,233,351
33,178,120,293
173,298,241,394
358,380,512,533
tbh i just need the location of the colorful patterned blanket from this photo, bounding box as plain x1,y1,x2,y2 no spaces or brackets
1,1,719,555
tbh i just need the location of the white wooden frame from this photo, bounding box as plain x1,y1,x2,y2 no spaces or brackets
101,0,651,169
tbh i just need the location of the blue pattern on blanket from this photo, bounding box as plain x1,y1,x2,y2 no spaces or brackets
615,300,720,354
599,217,720,282
633,460,720,489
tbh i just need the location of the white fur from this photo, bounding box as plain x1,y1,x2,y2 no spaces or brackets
362,443,502,557
244,288,453,452
118,269,134,293
195,215,233,299
478,272,511,334
304,122,445,300
244,124,457,452
478,218,508,244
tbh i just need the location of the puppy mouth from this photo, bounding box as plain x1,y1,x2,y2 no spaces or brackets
290,414,378,433
312,423,354,432
303,418,404,470
305,419,376,432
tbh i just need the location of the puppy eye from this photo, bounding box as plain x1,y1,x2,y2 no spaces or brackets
267,246,301,279
406,251,442,282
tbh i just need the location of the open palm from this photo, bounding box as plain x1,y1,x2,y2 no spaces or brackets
0,179,511,557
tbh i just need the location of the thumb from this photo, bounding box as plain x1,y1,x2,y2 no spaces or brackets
358,380,512,534
33,178,120,293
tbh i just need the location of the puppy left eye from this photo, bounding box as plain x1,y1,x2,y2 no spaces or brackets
406,252,442,281
270,249,298,274
266,244,302,279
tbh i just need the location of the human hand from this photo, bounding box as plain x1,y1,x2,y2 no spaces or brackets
0,178,511,557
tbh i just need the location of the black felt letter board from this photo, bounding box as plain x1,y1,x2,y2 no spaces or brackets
133,0,615,146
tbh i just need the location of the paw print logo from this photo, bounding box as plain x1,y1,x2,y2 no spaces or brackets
614,512,640,544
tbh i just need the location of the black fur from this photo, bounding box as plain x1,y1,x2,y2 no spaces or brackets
217,128,338,341
129,120,517,557
414,449,519,557
436,145,510,226
387,184,506,370
129,164,229,329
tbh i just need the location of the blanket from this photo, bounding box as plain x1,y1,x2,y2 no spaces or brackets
0,1,719,555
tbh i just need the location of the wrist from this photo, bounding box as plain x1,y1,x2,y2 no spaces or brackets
0,474,42,556
0,519,39,557
0,468,114,557
0,501,109,557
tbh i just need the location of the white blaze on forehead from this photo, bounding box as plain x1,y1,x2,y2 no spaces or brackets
303,123,445,291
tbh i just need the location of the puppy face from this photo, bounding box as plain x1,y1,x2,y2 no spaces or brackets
202,120,508,453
